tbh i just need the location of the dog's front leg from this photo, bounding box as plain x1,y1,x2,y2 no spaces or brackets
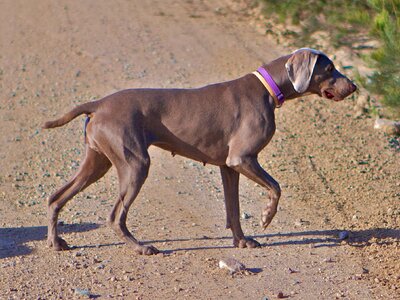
220,165,261,248
227,156,281,230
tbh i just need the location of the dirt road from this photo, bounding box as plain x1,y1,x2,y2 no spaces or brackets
0,0,398,299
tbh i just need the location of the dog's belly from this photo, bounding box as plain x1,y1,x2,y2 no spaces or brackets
152,139,229,166
146,109,234,166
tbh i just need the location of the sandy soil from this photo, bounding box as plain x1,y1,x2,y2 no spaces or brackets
0,0,399,299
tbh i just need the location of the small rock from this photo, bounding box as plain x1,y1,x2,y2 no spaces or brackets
74,288,91,297
92,256,102,264
295,219,310,226
338,231,349,240
353,93,369,117
294,220,302,226
174,287,183,292
277,291,285,298
124,275,133,281
219,258,246,274
374,118,400,135
241,212,251,219
335,292,345,298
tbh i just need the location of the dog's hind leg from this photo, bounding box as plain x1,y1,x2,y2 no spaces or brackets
47,147,111,250
107,145,159,255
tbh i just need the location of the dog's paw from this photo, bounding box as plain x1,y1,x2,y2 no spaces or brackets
235,238,261,249
136,245,160,255
260,209,277,229
48,237,71,251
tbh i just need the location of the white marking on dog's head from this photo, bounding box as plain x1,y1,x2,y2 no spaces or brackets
285,48,325,93
293,48,324,56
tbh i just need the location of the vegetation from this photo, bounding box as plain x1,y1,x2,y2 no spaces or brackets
260,0,400,117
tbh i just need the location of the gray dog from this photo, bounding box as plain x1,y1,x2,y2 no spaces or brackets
43,48,356,254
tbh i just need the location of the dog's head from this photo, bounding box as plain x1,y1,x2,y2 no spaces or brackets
285,48,357,101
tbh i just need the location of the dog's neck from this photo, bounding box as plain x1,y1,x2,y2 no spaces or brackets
263,55,301,101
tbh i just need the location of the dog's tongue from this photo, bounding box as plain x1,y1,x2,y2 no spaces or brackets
325,91,334,99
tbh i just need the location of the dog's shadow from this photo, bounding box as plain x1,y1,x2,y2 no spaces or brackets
1,225,398,258
146,228,399,253
0,223,99,259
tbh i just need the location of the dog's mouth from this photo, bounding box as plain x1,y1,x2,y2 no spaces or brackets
324,90,335,99
322,89,343,101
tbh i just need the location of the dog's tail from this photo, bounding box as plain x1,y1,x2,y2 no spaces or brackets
42,101,98,129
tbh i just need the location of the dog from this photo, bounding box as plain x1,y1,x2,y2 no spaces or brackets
43,48,357,254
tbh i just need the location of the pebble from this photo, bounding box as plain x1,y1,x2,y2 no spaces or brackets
353,93,368,117
174,286,184,292
277,291,285,298
353,274,362,280
294,219,310,226
219,258,246,274
294,220,302,226
374,118,400,135
74,288,91,297
241,212,251,219
335,292,345,298
124,275,133,281
92,256,102,264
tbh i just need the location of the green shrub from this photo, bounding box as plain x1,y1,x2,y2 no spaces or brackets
260,0,400,117
368,2,400,116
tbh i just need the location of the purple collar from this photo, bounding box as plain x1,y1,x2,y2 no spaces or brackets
257,67,285,106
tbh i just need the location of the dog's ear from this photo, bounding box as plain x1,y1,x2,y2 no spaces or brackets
285,49,319,93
